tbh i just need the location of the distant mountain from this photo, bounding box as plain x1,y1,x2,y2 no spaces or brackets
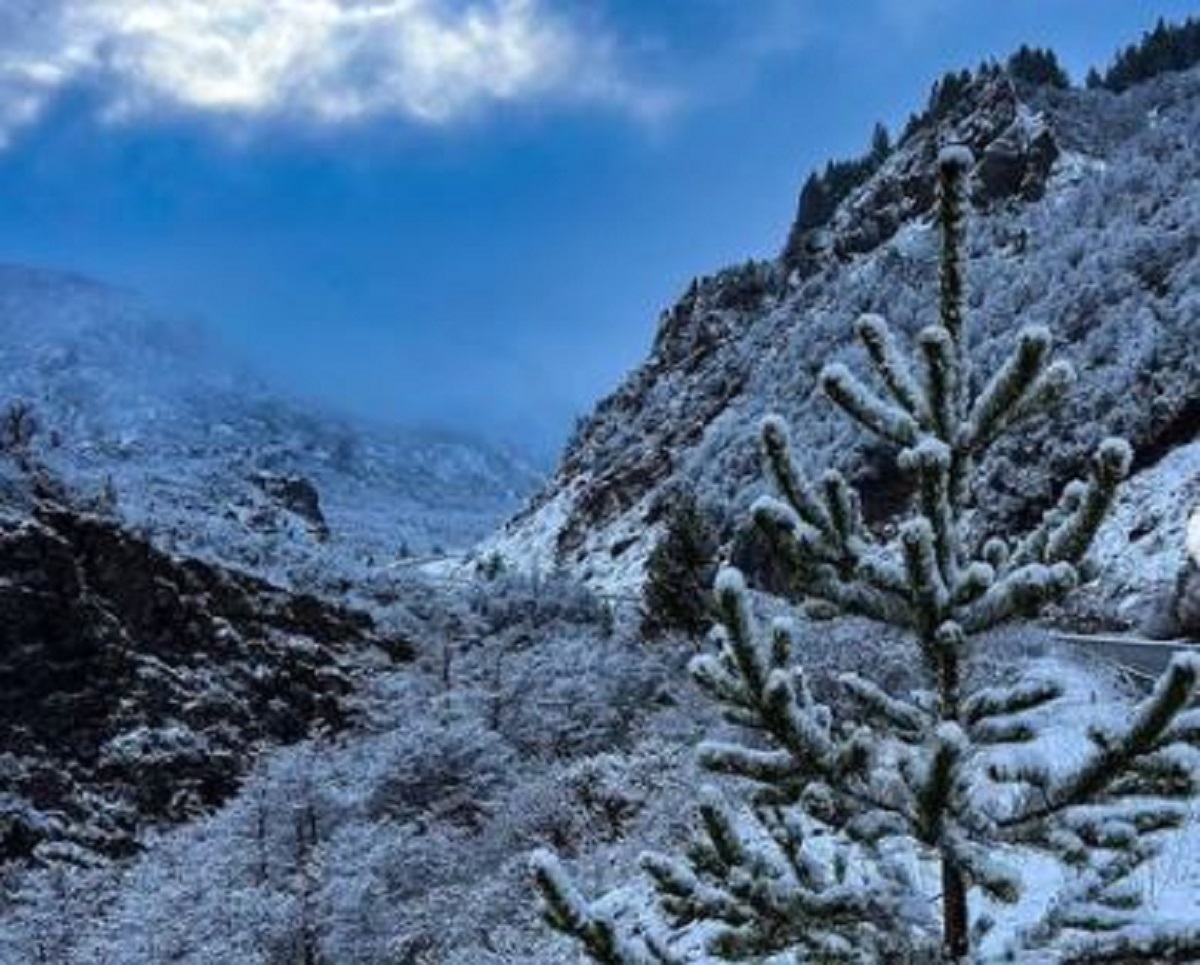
493,65,1200,624
0,264,541,587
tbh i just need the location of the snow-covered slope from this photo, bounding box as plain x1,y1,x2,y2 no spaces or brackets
1086,440,1200,630
0,264,541,587
0,261,540,588
493,68,1200,600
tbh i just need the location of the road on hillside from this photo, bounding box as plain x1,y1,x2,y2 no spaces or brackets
1053,632,1196,681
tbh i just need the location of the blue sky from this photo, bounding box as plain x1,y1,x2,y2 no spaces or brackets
0,1,1194,459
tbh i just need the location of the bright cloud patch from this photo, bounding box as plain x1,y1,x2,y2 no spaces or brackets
0,0,652,143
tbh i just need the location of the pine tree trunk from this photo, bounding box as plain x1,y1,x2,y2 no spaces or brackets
939,645,968,960
941,859,970,961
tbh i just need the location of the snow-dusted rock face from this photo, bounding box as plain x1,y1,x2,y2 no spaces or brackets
1189,506,1200,564
790,74,1059,276
0,264,541,588
1177,505,1200,635
0,503,405,863
1081,441,1200,634
496,68,1200,596
1176,562,1200,635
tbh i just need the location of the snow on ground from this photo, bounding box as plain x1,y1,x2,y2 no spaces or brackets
486,485,656,596
484,488,575,575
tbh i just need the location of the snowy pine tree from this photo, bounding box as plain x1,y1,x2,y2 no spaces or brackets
534,147,1200,962
642,488,721,640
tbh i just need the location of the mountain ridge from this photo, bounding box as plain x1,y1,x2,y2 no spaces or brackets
492,64,1200,624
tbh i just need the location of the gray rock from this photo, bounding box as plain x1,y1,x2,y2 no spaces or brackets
251,470,331,540
1174,559,1200,638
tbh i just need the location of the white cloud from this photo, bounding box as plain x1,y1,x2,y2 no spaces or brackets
0,0,660,143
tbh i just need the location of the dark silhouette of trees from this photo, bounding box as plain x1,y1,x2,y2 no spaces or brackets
783,123,894,263
1095,17,1200,92
1006,45,1070,89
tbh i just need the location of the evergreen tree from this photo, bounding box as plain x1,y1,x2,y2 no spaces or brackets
0,399,41,474
478,550,507,581
1006,45,1070,89
792,171,834,235
928,69,974,121
534,148,1200,962
641,489,720,640
901,67,976,143
869,122,892,165
784,123,893,265
1174,559,1200,637
1097,16,1200,93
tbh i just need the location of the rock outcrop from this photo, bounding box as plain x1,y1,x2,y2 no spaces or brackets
1176,510,1200,635
250,471,331,541
786,74,1060,277
1174,561,1200,636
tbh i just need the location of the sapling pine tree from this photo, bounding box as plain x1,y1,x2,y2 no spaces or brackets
533,148,1200,962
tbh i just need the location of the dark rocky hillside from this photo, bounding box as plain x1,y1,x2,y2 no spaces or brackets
0,501,407,864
